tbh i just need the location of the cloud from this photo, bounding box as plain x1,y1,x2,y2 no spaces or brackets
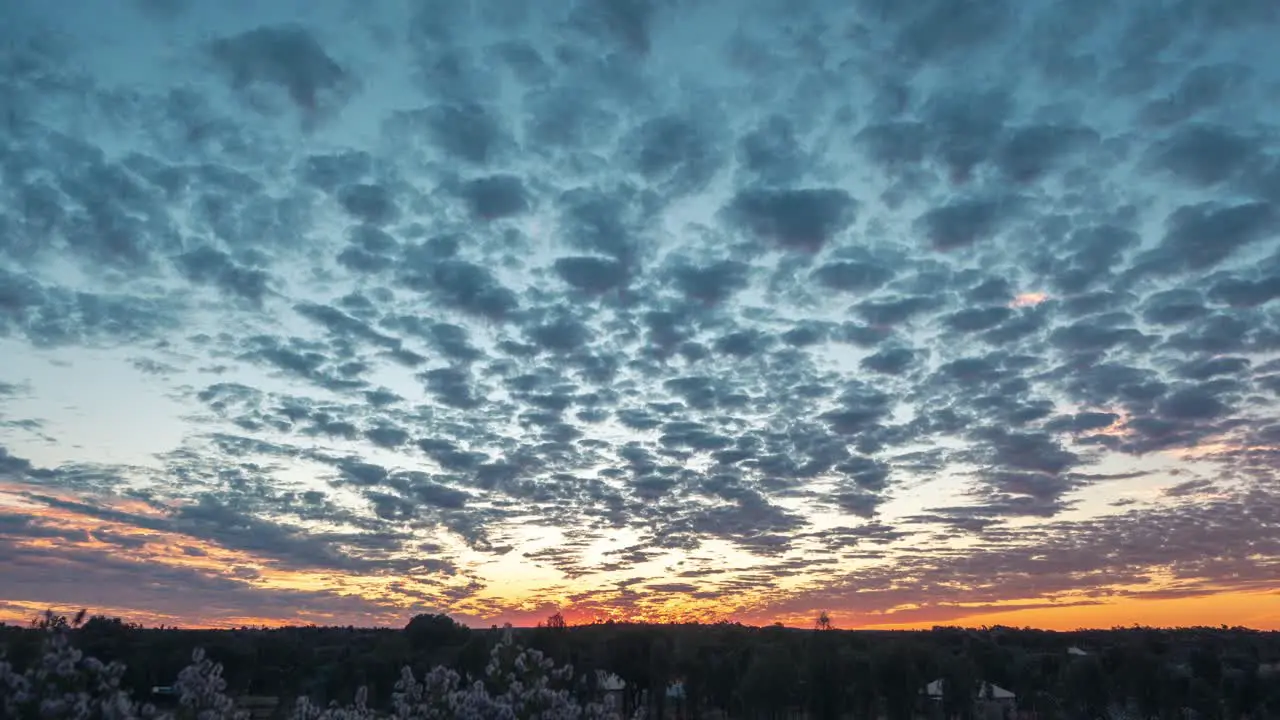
0,270,182,348
1,0,1279,629
726,188,859,252
208,24,356,120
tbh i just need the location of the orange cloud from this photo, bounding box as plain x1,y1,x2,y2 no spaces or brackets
0,483,773,629
0,486,466,627
1009,291,1048,308
1164,441,1280,461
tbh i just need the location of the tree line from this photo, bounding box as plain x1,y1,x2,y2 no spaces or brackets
2,612,1279,719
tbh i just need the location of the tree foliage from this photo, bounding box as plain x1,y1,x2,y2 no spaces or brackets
3,613,1279,719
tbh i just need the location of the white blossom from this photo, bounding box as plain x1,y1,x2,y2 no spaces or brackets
2,618,642,720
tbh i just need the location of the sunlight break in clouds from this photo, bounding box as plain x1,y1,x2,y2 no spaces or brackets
2,0,1280,631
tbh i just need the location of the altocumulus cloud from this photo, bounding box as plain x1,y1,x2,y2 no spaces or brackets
1,0,1280,629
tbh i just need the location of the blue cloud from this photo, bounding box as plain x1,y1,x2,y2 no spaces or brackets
2,0,1280,625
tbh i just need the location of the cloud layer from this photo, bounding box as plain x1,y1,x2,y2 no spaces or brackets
1,0,1279,628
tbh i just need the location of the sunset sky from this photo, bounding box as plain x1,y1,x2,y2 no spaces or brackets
2,0,1280,631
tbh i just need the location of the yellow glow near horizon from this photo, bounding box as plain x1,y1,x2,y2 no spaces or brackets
856,591,1280,631
4,482,1278,633
7,590,1279,631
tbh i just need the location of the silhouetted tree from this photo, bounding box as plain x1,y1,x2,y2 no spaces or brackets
805,627,843,720
874,642,921,720
740,643,797,719
938,654,978,720
814,611,833,632
403,613,470,651
1062,654,1109,719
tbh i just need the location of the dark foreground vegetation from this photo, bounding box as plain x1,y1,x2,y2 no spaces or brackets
3,611,1280,719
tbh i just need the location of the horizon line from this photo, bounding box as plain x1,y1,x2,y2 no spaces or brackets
3,612,1274,635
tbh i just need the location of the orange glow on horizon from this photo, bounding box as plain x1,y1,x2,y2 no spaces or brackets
4,484,1278,634
5,589,1278,632
852,590,1280,631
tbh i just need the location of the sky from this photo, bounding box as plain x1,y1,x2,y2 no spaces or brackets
1,0,1280,632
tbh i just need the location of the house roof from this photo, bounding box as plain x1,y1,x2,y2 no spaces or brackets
981,683,1016,700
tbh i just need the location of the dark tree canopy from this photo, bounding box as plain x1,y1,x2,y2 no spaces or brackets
3,614,1279,719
